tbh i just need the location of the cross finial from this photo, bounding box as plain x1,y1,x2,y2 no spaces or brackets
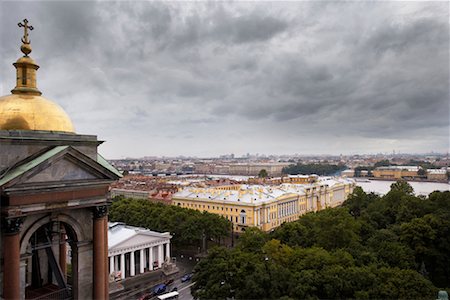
18,19,33,44
18,19,34,56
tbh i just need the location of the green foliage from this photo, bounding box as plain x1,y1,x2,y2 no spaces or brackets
109,197,231,247
374,159,391,167
282,163,347,176
236,227,268,253
273,207,361,250
390,179,414,195
258,169,268,178
191,185,450,299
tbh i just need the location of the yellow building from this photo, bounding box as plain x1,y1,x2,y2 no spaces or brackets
172,177,355,232
426,169,448,182
372,166,420,180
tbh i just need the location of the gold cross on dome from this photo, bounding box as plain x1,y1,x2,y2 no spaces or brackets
18,19,33,44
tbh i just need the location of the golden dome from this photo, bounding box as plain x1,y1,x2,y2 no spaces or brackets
0,19,75,133
0,94,75,133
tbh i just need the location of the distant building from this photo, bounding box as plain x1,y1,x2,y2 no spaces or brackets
427,169,448,182
341,169,355,177
172,177,355,232
228,163,290,176
372,166,420,180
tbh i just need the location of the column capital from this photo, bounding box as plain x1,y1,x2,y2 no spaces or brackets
93,205,108,219
2,216,25,235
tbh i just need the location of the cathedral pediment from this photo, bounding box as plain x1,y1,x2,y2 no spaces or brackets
0,145,122,189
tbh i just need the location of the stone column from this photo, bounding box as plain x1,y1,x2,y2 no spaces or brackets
59,231,67,279
93,205,108,300
2,217,24,300
149,247,154,271
120,253,125,279
130,250,135,276
110,256,115,275
139,249,145,274
165,242,171,261
158,244,163,268
104,219,108,297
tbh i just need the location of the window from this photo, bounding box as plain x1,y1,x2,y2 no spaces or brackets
240,209,246,224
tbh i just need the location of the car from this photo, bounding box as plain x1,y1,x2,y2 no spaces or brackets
181,273,193,282
153,283,167,295
170,287,178,292
164,278,174,286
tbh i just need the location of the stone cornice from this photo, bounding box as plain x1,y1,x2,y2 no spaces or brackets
108,239,169,256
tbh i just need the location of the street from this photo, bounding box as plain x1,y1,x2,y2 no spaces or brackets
111,252,199,300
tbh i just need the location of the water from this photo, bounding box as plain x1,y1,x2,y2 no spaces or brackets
181,174,449,196
356,180,449,196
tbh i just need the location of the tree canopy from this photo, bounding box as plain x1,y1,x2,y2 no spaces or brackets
258,169,268,178
192,184,450,299
109,197,231,248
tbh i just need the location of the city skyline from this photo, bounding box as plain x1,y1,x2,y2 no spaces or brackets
1,1,448,159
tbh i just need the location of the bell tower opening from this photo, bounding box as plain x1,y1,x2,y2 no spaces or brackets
24,221,77,300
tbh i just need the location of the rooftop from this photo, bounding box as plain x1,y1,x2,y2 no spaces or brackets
108,222,170,249
173,177,354,205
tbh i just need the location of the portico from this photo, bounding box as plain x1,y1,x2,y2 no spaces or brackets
108,222,172,281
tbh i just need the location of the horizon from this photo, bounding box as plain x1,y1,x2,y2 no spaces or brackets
1,1,449,158
108,151,449,161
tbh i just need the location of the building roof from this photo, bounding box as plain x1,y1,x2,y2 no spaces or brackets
427,169,447,175
108,222,171,249
173,177,354,205
376,166,420,171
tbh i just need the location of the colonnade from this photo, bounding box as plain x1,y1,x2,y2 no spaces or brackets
109,242,170,280
278,200,298,218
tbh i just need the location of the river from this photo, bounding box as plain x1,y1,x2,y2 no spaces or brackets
356,180,449,196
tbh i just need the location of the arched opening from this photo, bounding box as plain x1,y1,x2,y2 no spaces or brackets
23,221,78,300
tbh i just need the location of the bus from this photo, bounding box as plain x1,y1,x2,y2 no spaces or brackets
157,291,179,300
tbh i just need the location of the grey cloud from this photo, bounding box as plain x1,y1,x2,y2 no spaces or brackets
0,1,448,157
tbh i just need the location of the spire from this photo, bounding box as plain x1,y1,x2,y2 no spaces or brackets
11,19,42,96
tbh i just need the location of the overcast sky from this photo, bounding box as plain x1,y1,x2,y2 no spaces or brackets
1,1,448,158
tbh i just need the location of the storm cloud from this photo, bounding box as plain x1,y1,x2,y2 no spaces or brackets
0,1,448,158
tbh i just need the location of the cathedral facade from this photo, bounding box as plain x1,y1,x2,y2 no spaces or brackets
0,20,121,299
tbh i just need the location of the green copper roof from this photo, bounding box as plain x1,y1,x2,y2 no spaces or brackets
97,153,123,178
0,146,68,187
0,146,121,187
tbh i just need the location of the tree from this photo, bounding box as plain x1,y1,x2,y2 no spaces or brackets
258,169,268,178
236,227,268,253
418,168,426,176
390,180,414,195
109,197,231,248
374,159,391,168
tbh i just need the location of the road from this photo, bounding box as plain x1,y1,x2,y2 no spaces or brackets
134,277,194,300
111,252,199,300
